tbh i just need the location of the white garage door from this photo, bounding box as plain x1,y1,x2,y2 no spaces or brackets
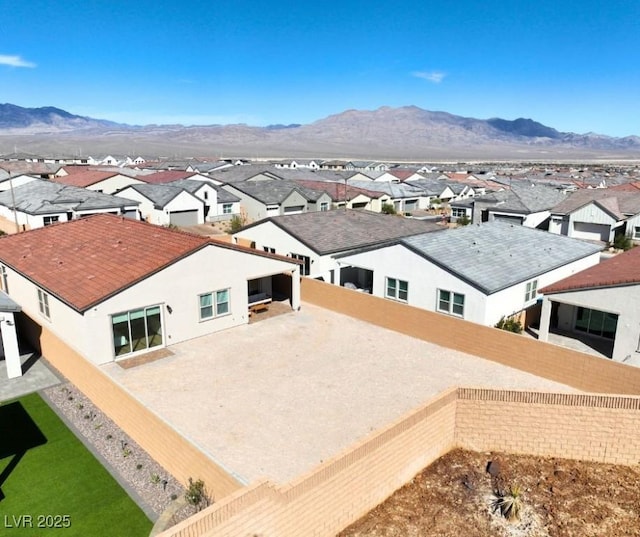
169,210,199,226
573,222,609,242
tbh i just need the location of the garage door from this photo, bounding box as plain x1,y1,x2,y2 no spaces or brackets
169,210,199,226
573,222,609,242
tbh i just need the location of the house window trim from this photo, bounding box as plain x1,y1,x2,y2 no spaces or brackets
0,265,8,293
290,253,311,276
43,215,60,226
525,279,538,303
437,289,465,318
385,277,409,302
222,203,233,214
37,288,51,320
199,288,231,321
633,226,640,240
111,305,163,357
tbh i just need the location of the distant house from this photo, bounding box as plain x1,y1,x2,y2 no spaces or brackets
0,179,140,231
548,189,640,244
115,183,205,226
451,183,567,227
538,246,640,365
51,169,144,194
0,174,39,193
0,214,302,365
292,179,391,212
233,209,443,281
166,178,241,222
347,180,430,213
334,221,602,327
222,180,332,222
138,170,223,186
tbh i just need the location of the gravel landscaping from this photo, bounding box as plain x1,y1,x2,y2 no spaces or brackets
42,381,201,526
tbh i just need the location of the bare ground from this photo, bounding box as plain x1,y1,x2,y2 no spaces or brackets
338,449,640,537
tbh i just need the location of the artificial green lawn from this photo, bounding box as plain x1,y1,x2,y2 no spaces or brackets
0,392,152,536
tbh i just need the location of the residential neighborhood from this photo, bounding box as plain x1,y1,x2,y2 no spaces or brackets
2,151,640,537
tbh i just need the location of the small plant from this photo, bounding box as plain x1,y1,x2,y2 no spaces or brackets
136,463,143,470
83,413,91,420
495,316,523,334
151,473,161,484
227,214,247,233
613,234,633,251
76,402,84,410
94,423,103,430
456,215,471,226
184,477,212,512
381,203,396,215
122,447,132,458
170,494,178,501
106,434,113,440
492,484,524,522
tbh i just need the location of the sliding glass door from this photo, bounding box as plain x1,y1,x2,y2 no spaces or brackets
112,305,163,357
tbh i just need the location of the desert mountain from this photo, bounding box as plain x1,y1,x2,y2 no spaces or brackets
0,103,638,160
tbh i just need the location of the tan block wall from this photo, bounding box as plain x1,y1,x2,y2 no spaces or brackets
158,389,459,537
300,278,640,395
17,313,242,499
158,388,640,537
456,389,640,466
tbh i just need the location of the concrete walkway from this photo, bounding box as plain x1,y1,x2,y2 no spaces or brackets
0,352,60,402
103,303,577,485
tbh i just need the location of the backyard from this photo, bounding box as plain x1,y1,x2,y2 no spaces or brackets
0,393,152,536
338,449,640,537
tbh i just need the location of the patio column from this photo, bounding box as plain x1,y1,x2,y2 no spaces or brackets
538,297,552,342
1,312,22,378
290,267,301,310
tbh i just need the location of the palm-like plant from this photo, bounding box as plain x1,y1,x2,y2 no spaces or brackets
492,484,523,522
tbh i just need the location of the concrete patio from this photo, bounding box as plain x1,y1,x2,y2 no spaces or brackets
102,303,578,485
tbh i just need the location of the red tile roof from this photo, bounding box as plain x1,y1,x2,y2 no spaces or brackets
139,170,198,184
540,247,640,294
52,170,120,188
0,214,209,312
610,181,640,192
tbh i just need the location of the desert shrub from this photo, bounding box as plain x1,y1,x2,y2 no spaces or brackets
381,203,396,215
495,316,523,334
492,484,524,522
456,215,471,226
184,478,212,511
227,214,246,233
613,234,633,251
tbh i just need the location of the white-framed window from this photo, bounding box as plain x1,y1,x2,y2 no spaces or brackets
525,279,538,302
199,289,230,320
263,246,275,254
112,305,163,356
320,202,329,212
290,253,311,276
437,289,465,317
451,207,467,218
385,277,408,302
634,227,640,240
222,204,233,214
37,288,50,319
43,215,60,226
0,265,8,293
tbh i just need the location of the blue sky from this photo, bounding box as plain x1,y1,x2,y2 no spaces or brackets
2,0,639,136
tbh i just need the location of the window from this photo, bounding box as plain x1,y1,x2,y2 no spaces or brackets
0,265,7,293
263,246,276,254
634,227,640,240
43,215,60,226
37,289,50,319
112,306,163,356
575,307,618,339
385,277,408,302
525,279,538,302
451,207,467,218
320,202,329,212
222,203,233,214
438,289,465,317
199,289,230,320
290,253,311,276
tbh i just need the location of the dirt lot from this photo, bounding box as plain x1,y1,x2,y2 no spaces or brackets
338,449,640,537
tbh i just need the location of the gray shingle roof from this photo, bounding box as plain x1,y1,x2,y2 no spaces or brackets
551,189,640,217
452,183,567,214
241,210,444,255
347,180,424,198
401,221,602,294
121,183,193,208
228,180,329,204
0,179,139,214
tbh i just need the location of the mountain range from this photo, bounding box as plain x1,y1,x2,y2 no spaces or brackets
0,103,638,161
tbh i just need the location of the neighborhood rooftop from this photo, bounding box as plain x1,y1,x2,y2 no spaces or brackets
400,221,602,294
0,178,138,214
541,245,640,294
0,214,211,312
241,210,444,255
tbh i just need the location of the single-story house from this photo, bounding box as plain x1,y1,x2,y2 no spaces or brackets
222,180,333,222
538,246,640,365
233,209,444,282
548,189,640,243
0,214,301,365
115,183,205,226
333,221,602,327
292,179,391,212
347,180,431,213
0,178,140,231
451,183,567,227
51,169,144,194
